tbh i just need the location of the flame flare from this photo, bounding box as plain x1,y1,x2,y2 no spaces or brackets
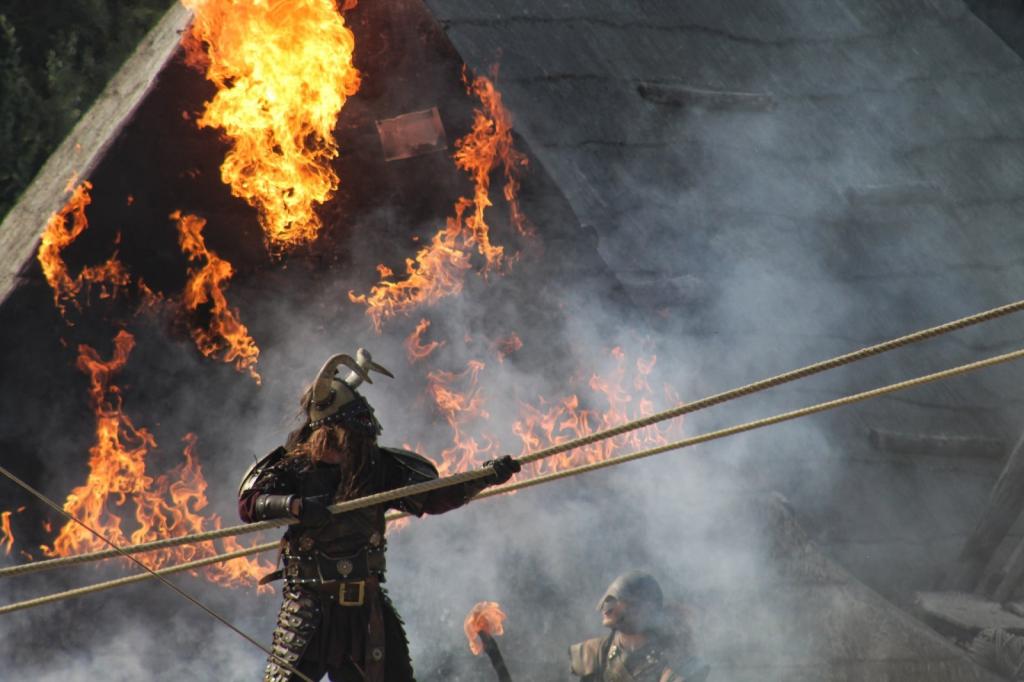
181,0,361,252
0,511,14,556
37,181,130,316
174,211,261,383
351,73,529,330
493,333,522,363
405,318,445,363
456,73,531,246
426,360,500,477
464,601,507,655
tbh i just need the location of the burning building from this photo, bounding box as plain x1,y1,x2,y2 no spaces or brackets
4,1,1024,680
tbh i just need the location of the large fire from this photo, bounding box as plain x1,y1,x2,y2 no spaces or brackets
174,211,261,383
350,73,529,330
23,10,676,596
181,0,361,252
464,601,507,656
40,331,272,588
43,331,157,558
37,181,130,317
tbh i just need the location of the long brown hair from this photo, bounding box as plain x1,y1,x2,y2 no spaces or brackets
287,423,377,500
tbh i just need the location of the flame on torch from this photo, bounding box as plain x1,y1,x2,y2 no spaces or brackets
464,601,507,656
181,0,361,252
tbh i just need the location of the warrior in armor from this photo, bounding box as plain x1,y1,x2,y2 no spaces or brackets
238,349,520,682
570,571,710,682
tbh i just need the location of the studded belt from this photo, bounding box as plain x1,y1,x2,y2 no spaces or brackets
311,543,386,581
263,531,386,586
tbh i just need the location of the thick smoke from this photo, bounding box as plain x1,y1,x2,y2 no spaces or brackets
4,1,1024,680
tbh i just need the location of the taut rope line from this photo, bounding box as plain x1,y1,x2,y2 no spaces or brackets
4,344,1024,615
3,297,1024,580
0,465,315,682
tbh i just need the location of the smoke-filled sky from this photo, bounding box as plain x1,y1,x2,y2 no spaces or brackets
4,1,1024,680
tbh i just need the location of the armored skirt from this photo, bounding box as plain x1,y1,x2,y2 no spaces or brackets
267,582,414,682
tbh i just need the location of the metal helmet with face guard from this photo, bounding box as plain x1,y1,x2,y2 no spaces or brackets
597,570,664,611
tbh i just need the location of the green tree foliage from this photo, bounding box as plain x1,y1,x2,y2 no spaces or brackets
0,0,173,220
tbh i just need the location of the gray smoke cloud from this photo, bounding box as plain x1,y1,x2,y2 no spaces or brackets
4,0,1024,680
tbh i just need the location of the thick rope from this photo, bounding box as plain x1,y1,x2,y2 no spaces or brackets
4,297,1023,580
0,541,279,616
5,345,1024,615
0,465,314,682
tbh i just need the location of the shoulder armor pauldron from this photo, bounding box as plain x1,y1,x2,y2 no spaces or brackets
381,447,439,484
237,446,287,496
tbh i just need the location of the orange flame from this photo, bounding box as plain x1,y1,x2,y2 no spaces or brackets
181,0,360,252
514,348,681,476
493,333,522,363
43,331,154,558
42,332,273,587
405,318,445,363
456,72,531,245
0,511,14,556
426,361,500,477
174,211,261,383
464,601,507,655
350,73,529,330
37,181,131,316
410,347,680,492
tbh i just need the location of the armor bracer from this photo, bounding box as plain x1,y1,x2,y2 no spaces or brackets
253,494,296,521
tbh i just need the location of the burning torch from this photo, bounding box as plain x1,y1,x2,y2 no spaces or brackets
464,601,512,682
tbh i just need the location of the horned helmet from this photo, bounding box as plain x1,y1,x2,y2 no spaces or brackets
305,348,394,436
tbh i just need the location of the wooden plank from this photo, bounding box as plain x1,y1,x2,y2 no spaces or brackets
949,432,1024,590
0,3,192,305
915,591,1024,637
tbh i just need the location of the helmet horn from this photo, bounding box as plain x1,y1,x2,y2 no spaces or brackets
344,348,395,389
311,354,367,407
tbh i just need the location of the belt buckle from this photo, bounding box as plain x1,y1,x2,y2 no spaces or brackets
338,580,365,607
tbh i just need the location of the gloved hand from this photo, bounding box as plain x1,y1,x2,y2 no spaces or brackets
296,494,333,527
483,455,521,485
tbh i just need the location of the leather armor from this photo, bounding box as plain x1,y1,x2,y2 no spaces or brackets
240,445,488,682
570,634,710,682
